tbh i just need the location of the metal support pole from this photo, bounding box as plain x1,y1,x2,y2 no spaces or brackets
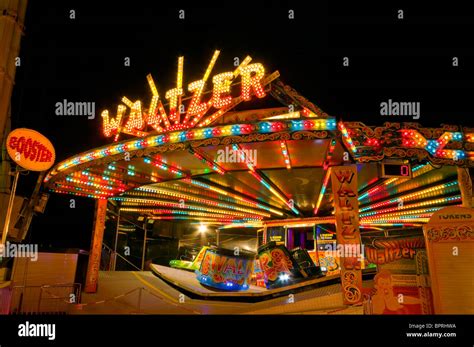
141,220,147,270
137,287,142,314
313,225,320,264
38,287,43,313
1,167,20,245
255,229,259,250
113,210,120,271
216,229,219,246
84,199,107,293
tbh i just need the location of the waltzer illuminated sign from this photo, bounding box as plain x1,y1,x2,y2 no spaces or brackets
102,51,278,140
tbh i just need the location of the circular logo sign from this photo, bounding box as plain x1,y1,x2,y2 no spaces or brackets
6,128,55,171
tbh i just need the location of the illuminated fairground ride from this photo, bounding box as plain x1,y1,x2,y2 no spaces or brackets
44,50,473,224
42,51,474,303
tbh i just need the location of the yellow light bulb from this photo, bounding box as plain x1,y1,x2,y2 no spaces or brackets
211,72,234,108
241,63,266,101
185,80,209,123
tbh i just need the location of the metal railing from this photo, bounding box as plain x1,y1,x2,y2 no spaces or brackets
74,286,199,314
102,243,141,271
101,243,114,270
9,283,81,314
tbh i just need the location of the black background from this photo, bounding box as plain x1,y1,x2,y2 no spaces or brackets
0,314,472,346
10,0,474,249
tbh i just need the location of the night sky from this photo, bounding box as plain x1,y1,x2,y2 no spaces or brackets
10,1,474,248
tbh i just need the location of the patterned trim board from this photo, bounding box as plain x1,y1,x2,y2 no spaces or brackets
150,264,341,302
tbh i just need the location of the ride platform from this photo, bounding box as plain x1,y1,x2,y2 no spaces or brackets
150,264,342,303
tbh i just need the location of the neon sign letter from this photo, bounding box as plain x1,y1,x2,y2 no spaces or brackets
101,51,275,139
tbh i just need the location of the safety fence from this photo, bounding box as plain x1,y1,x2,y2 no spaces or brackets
9,283,82,314
69,286,200,314
5,283,200,314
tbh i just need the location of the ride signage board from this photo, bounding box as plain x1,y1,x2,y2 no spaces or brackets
101,51,277,140
330,165,363,305
423,206,474,314
6,128,56,172
381,162,412,178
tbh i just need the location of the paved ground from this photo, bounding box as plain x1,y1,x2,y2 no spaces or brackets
69,271,363,315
